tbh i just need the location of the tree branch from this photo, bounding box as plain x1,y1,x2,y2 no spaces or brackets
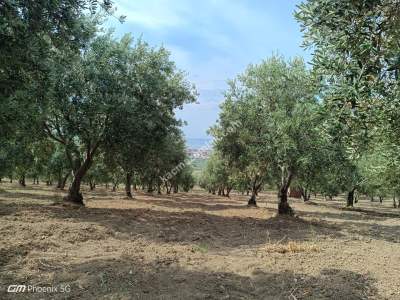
43,122,66,145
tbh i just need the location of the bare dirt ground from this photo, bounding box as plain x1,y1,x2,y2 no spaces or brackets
0,183,399,299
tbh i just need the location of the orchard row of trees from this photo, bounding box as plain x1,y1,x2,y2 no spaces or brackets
0,1,196,205
200,0,400,214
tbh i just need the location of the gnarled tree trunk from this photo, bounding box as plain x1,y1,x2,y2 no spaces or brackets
64,156,93,206
19,174,26,187
347,188,355,207
165,182,171,194
278,169,293,215
59,172,69,190
301,186,311,202
248,176,262,207
157,184,162,194
56,172,63,188
226,187,232,197
89,180,95,190
125,172,133,198
248,192,257,206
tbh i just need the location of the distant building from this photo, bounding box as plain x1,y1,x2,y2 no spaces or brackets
187,148,211,159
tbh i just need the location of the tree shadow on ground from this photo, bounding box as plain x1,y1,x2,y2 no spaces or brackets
338,219,400,243
0,246,30,269
342,206,400,218
89,189,248,204
0,190,63,203
0,257,380,299
0,200,341,251
295,209,400,243
295,207,390,222
128,190,279,212
2,186,398,245
303,200,400,219
133,196,249,211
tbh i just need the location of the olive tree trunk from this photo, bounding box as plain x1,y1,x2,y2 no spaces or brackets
59,172,70,190
125,172,133,198
226,187,232,197
19,174,26,187
64,154,93,205
347,188,355,207
301,186,311,202
248,176,262,207
278,169,294,215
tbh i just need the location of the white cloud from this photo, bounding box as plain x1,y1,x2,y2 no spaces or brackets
112,0,307,138
115,0,189,29
114,0,263,47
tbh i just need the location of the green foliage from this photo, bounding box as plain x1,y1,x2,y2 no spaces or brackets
4,0,399,211
148,130,195,194
358,136,400,199
1,3,197,202
210,55,323,208
295,0,400,148
295,0,400,203
0,1,103,142
200,151,233,195
39,32,196,202
101,35,196,192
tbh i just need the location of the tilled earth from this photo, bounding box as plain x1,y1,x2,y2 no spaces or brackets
0,183,399,299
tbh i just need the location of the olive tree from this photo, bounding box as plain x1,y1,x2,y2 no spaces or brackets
213,55,326,214
43,34,196,205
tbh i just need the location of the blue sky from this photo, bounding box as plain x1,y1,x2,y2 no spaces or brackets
107,0,310,139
